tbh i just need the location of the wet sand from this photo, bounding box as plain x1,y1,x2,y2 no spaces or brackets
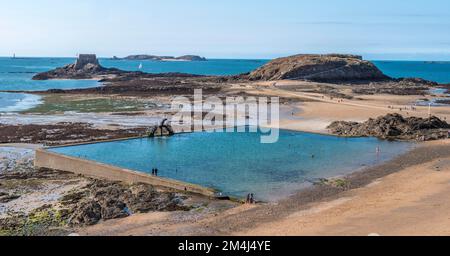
240,140,450,236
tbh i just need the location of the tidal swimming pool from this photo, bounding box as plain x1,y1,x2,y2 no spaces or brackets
49,129,413,201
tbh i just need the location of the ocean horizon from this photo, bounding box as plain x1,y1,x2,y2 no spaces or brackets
1,57,450,92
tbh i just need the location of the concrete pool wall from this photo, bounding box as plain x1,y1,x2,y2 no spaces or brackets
34,147,217,197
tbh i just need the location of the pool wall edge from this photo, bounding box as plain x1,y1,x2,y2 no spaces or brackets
34,148,217,197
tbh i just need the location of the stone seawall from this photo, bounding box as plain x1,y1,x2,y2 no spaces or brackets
34,148,216,197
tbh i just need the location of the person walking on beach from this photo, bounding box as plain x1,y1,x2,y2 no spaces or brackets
155,168,159,176
246,194,251,204
250,194,255,204
151,168,155,175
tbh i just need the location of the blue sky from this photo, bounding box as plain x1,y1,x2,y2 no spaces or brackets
1,0,450,60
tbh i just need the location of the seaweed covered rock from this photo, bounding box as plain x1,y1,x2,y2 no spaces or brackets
247,54,390,82
352,78,439,96
328,114,450,141
70,200,102,226
63,180,190,226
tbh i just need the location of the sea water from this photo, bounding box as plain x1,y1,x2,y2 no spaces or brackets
0,92,42,112
49,129,412,201
2,57,450,112
100,58,269,76
0,57,267,92
0,57,99,91
0,57,267,111
1,58,449,92
373,61,450,84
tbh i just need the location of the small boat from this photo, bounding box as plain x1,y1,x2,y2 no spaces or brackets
12,53,16,59
138,63,143,70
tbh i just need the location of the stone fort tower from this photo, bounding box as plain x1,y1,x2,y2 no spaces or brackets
74,54,99,69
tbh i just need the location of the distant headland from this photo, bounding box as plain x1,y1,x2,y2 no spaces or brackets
111,54,207,61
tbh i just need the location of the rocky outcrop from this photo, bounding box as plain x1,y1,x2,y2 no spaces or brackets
328,114,450,141
32,54,130,80
0,123,147,145
247,54,390,82
123,55,169,61
352,78,438,96
176,55,207,61
62,180,191,226
32,54,209,81
396,78,439,87
122,54,207,61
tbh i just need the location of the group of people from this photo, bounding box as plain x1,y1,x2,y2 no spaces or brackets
246,193,256,204
388,105,417,112
151,168,159,176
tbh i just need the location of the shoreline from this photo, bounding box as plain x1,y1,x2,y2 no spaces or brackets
237,140,450,235
0,92,43,113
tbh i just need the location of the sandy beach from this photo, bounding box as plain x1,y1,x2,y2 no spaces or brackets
240,141,450,236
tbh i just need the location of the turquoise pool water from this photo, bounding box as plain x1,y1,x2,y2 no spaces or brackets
49,129,412,201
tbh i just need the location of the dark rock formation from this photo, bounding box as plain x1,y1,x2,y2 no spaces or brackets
64,180,190,226
176,55,207,61
396,78,439,87
328,114,450,141
352,78,438,96
0,123,147,146
31,54,209,83
32,54,130,80
435,99,450,105
247,54,390,82
123,54,168,61
122,54,207,61
0,192,20,203
30,73,222,96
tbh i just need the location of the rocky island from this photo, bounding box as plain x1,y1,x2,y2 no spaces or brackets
119,54,207,61
32,54,137,80
246,54,390,82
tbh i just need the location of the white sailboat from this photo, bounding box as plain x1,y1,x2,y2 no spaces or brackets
138,63,143,70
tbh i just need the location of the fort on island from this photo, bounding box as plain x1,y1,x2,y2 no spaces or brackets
74,54,100,69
